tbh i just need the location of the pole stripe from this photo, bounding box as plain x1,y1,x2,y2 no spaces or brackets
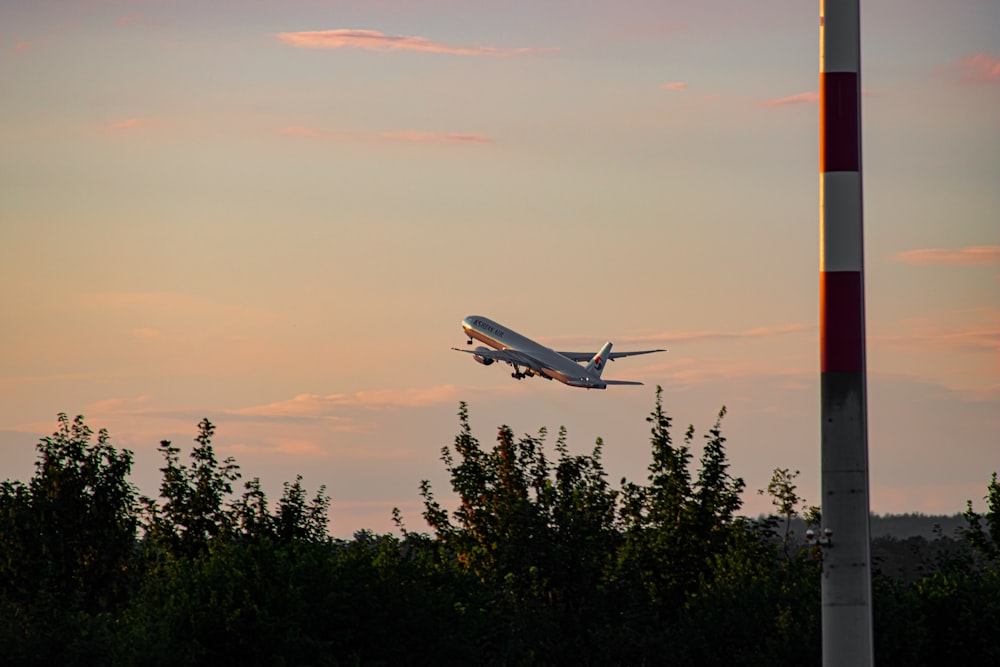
820,72,860,173
819,0,860,73
820,172,863,271
820,271,865,373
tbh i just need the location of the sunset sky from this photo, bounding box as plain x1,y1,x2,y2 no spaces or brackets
2,0,997,536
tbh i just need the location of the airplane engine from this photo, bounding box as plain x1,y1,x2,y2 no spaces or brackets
472,347,495,365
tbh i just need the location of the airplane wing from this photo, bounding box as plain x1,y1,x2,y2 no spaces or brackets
565,378,644,388
451,347,547,373
556,349,666,362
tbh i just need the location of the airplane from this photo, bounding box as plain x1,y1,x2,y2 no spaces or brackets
453,315,665,389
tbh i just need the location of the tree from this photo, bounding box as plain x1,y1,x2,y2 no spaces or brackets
230,475,331,545
419,402,622,664
141,418,240,561
0,414,138,613
758,467,820,559
691,406,746,556
121,423,338,666
0,414,138,664
962,471,999,562
619,388,746,608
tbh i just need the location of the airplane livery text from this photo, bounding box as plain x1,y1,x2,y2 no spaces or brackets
471,319,505,340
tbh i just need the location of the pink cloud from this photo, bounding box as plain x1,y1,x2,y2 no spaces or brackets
228,384,520,420
763,91,819,108
950,53,1000,84
230,438,329,457
228,393,350,419
590,323,815,347
631,357,814,390
130,327,162,339
116,16,141,27
352,386,471,408
661,81,687,91
281,126,493,145
892,246,1000,266
86,395,153,415
874,328,1000,352
12,41,31,54
111,117,151,130
872,309,1000,358
380,131,493,144
277,29,547,57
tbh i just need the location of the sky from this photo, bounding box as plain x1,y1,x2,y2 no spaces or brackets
1,0,997,537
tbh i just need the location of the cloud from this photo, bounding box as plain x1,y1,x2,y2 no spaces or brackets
228,393,349,419
228,385,485,419
763,91,819,107
130,327,162,339
380,131,493,144
12,41,31,54
948,53,1000,84
80,291,276,350
872,308,1000,356
86,395,153,415
873,328,1000,353
116,16,141,27
111,117,151,130
609,323,815,346
891,246,1000,266
277,29,547,57
534,324,814,360
230,438,329,457
642,357,810,387
661,82,687,91
281,126,494,145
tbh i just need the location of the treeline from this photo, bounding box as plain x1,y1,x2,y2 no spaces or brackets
785,513,970,542
1,390,997,666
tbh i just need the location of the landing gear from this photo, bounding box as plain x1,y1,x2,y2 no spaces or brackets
511,364,526,380
467,338,473,345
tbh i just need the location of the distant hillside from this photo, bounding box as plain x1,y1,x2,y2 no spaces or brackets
764,513,967,541
762,513,974,583
869,513,966,540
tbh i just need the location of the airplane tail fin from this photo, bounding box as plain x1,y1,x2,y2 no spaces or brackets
585,342,613,378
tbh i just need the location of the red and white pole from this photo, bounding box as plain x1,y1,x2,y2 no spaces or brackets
819,0,873,665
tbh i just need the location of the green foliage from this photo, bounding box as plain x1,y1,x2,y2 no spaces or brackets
141,418,241,560
758,467,820,559
117,529,483,667
0,414,138,664
962,471,1000,562
230,475,331,545
421,404,619,604
419,403,622,663
0,406,997,665
617,388,748,614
